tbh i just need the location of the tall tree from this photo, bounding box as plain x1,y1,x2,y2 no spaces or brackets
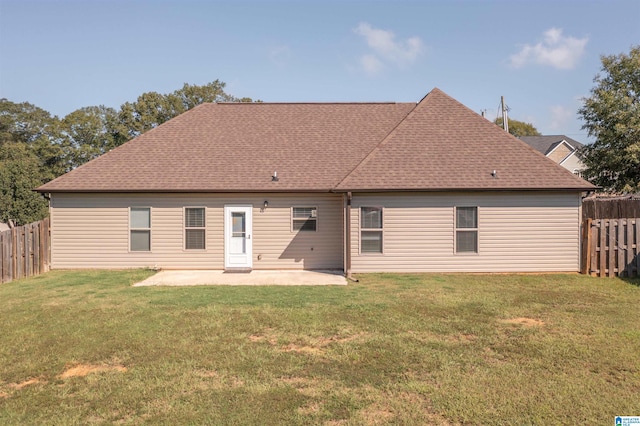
61,105,122,168
494,117,541,137
117,80,251,139
0,80,254,224
579,45,640,193
0,143,49,225
0,99,68,179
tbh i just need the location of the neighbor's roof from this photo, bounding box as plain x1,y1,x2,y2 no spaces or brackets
37,88,595,193
519,135,584,156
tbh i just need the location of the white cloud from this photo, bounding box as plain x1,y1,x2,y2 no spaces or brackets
360,54,383,74
550,105,573,130
509,28,588,70
353,22,424,74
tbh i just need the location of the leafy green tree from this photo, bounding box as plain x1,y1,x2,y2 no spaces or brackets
61,106,122,168
0,99,56,146
117,80,251,139
579,45,640,193
0,143,49,225
0,99,68,179
0,80,254,224
494,117,541,137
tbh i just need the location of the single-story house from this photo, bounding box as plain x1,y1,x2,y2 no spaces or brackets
520,135,586,176
37,88,595,274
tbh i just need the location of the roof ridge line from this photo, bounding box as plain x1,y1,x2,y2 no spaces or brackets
334,91,431,189
213,101,412,105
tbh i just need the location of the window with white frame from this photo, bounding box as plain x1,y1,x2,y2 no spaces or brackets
292,207,317,231
185,207,206,250
455,206,478,253
130,207,151,251
361,207,383,253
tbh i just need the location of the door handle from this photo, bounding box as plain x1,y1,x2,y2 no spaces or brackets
247,234,251,240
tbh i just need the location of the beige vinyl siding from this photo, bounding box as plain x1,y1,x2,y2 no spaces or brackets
350,191,582,273
50,193,343,270
560,153,586,175
547,143,573,163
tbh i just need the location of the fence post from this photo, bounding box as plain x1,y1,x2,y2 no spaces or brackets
636,218,640,278
608,219,616,277
589,221,598,276
599,220,606,277
581,219,592,275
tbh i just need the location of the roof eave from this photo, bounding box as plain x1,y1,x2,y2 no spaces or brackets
36,188,336,194
332,186,597,193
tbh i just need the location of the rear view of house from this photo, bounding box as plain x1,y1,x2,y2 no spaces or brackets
37,88,595,273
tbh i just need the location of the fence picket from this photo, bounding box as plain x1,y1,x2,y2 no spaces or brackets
0,219,51,284
586,217,640,278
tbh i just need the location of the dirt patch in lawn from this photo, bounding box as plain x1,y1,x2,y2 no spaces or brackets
250,330,368,356
60,364,127,379
282,343,324,355
501,317,545,327
8,377,46,389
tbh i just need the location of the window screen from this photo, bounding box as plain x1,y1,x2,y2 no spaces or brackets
130,207,150,251
361,207,383,253
292,207,317,231
455,207,478,253
185,207,206,250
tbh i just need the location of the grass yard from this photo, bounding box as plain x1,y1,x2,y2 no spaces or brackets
1,270,639,425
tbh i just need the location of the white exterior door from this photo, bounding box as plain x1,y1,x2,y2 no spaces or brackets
224,205,253,269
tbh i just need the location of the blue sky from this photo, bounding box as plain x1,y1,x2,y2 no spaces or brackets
1,1,638,143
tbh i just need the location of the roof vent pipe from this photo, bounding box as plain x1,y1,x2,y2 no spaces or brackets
272,171,279,182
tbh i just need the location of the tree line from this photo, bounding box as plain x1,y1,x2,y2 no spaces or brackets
0,80,254,225
1,45,638,225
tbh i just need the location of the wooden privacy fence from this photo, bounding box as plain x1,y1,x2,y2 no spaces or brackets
582,218,640,278
582,196,640,219
0,218,50,284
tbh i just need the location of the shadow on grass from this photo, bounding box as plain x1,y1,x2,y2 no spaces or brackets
619,276,640,287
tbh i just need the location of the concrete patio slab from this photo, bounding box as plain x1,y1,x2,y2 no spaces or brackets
133,270,347,286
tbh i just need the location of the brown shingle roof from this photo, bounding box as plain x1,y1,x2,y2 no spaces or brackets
38,102,415,192
335,89,594,191
519,135,584,155
37,88,595,193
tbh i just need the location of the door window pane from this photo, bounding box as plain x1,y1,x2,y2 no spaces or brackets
232,212,245,237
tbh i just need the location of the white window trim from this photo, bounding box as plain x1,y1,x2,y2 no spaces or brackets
184,206,207,251
291,206,318,232
454,206,479,255
359,206,384,255
129,206,152,253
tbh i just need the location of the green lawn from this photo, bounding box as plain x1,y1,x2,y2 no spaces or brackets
1,270,639,425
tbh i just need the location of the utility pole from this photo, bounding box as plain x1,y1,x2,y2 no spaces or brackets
501,96,509,133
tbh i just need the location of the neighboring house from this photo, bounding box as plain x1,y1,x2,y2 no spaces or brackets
520,135,586,176
37,88,595,273
0,222,9,233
